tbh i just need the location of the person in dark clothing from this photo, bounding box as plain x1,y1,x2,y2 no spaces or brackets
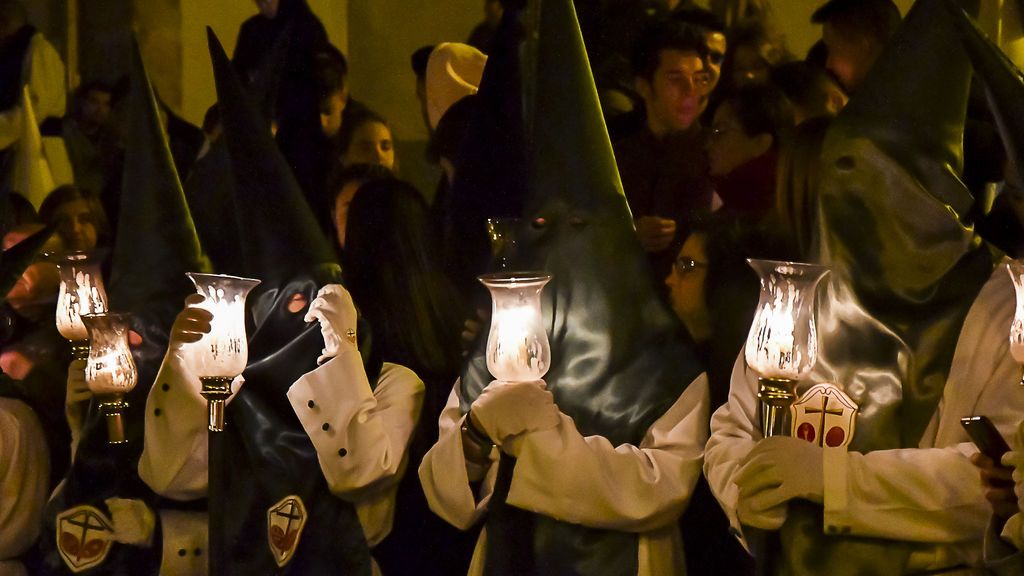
614,18,715,295
233,0,338,230
338,177,476,576
665,212,790,576
706,84,792,220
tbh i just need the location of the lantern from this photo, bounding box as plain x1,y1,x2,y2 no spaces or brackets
478,272,552,383
1008,259,1024,385
181,273,260,432
54,252,108,360
744,259,828,437
82,313,137,444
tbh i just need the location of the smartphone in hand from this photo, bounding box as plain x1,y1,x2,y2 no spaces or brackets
961,415,1012,462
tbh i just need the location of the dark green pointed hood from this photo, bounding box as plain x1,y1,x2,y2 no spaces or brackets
812,0,994,496
108,37,211,313
464,0,700,444
206,27,338,287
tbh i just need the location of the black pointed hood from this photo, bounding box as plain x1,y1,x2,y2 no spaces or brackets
207,27,338,287
109,37,211,314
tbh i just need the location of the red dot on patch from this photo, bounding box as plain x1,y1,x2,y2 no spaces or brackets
826,426,845,447
797,423,815,443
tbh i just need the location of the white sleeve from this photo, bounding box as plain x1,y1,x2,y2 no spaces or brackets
418,381,500,531
704,354,760,539
286,352,423,496
137,349,214,500
0,398,49,560
506,373,709,532
822,268,1024,543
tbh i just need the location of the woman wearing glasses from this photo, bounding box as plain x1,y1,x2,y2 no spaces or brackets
665,213,789,576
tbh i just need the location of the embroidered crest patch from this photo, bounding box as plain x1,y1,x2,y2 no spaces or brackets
791,383,858,447
267,495,307,567
57,505,115,573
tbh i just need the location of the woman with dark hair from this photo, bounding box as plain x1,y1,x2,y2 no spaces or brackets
338,110,397,172
37,184,110,253
665,212,789,576
336,177,476,575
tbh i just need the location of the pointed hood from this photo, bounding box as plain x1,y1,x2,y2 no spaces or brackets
0,225,54,299
812,0,994,450
945,0,1024,174
462,0,699,446
457,1,702,571
830,0,976,218
12,86,55,209
206,27,338,286
108,37,211,314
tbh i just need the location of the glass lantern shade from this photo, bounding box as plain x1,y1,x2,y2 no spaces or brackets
83,313,137,395
54,252,108,355
182,273,260,379
82,313,137,444
744,259,829,381
182,273,260,432
478,272,552,383
1007,260,1024,383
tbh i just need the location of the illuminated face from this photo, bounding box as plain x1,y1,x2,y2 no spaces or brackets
637,49,712,135
54,199,99,252
665,233,710,340
822,23,878,93
706,102,770,177
342,121,395,170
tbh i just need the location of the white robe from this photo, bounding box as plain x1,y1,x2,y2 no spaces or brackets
0,397,48,576
138,346,423,575
706,263,1024,573
418,374,710,576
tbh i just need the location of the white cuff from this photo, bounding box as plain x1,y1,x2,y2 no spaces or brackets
822,445,852,535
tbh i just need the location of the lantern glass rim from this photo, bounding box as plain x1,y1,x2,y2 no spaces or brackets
477,271,551,286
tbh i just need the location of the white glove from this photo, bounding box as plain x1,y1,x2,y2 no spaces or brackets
470,380,561,446
1003,449,1024,550
304,284,358,365
105,497,156,547
735,436,824,530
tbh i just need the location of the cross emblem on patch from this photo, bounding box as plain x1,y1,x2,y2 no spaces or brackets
790,383,858,448
267,495,308,568
56,505,115,573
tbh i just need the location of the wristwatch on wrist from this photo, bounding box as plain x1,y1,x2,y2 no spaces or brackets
461,410,495,464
